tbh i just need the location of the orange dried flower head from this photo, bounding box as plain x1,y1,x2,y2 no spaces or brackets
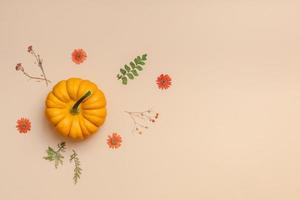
27,45,33,53
107,133,122,149
15,63,24,71
16,118,31,133
72,48,87,64
156,74,172,90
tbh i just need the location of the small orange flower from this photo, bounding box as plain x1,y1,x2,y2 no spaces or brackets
27,45,33,53
107,133,122,149
16,118,31,133
156,74,172,90
15,63,24,71
71,48,87,64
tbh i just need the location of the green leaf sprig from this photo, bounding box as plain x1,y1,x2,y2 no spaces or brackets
43,142,83,184
43,142,66,169
117,54,148,85
69,150,82,184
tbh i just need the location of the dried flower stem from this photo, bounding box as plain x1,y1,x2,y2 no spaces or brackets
31,50,50,86
15,46,51,86
22,71,51,83
125,109,159,135
125,111,148,130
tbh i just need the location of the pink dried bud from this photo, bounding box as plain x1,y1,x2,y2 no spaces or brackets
27,45,33,53
15,63,24,71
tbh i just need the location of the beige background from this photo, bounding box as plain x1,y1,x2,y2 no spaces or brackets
1,0,300,199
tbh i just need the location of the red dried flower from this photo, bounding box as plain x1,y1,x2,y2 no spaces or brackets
156,74,172,89
27,45,33,53
107,133,122,149
16,118,31,133
15,63,24,71
72,49,87,64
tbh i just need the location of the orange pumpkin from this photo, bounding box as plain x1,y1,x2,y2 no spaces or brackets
45,78,107,139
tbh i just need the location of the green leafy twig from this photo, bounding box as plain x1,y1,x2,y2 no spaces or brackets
43,142,66,169
43,143,83,184
117,54,148,85
69,150,82,184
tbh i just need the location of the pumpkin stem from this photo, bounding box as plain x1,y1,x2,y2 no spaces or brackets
70,91,92,114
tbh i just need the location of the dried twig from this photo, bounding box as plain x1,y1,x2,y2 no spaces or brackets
15,46,51,86
22,71,51,83
125,109,159,134
31,48,50,86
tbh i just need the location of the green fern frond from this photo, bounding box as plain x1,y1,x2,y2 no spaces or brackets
117,54,148,85
70,150,82,184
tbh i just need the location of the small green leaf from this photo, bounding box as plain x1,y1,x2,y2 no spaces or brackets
142,54,147,60
127,73,134,79
136,65,143,71
116,53,148,85
43,142,66,169
124,65,131,72
120,68,126,75
130,62,135,68
117,74,122,80
132,69,138,76
122,77,128,85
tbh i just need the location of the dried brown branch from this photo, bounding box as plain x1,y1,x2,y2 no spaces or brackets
29,47,50,86
125,109,159,134
15,46,51,86
22,71,51,83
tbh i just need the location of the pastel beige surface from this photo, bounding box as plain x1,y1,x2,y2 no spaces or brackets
1,0,300,199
